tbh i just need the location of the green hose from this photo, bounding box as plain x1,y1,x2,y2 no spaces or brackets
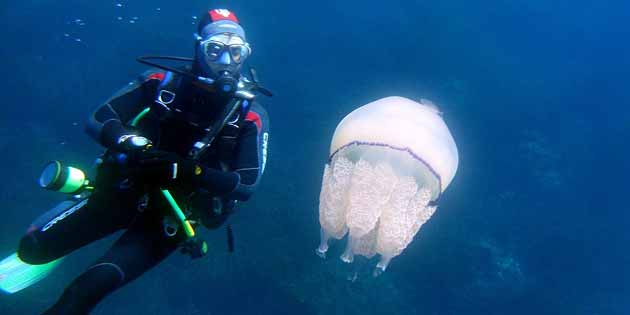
161,189,195,238
130,108,196,239
130,107,151,127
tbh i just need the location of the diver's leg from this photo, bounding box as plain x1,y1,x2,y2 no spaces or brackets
42,209,182,315
17,190,139,265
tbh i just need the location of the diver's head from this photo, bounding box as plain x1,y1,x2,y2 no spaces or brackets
194,9,251,92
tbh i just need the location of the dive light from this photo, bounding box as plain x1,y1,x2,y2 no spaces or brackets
39,161,91,194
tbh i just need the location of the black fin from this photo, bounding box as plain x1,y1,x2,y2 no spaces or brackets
255,86,273,97
249,67,260,83
248,67,273,97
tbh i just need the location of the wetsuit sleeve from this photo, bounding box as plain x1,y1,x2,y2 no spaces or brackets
228,103,270,200
85,71,164,148
192,103,269,201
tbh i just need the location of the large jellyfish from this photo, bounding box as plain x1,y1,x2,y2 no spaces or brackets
316,96,458,275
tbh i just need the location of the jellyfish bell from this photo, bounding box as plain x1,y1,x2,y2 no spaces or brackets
419,98,442,116
316,96,458,275
330,96,458,192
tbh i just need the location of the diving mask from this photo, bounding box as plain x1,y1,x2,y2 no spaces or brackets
200,34,250,65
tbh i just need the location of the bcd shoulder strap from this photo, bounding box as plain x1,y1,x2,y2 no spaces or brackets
152,71,180,120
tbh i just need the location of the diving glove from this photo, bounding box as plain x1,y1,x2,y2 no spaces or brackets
129,149,202,187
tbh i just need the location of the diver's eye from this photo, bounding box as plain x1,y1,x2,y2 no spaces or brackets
230,46,243,63
205,43,224,60
229,45,249,64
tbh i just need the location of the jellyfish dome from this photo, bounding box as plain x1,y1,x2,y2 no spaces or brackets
317,96,458,275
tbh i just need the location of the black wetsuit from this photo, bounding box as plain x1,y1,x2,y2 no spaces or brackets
16,70,269,315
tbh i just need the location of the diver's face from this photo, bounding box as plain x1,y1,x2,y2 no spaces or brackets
197,33,250,78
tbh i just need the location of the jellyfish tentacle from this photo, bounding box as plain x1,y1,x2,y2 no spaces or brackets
351,222,378,258
346,160,397,238
374,255,393,277
316,228,331,258
319,158,353,238
340,235,356,263
375,176,418,270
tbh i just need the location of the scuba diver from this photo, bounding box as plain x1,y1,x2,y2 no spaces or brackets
0,9,270,315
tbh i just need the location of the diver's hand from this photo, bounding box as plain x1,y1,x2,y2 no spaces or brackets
129,150,201,187
117,135,152,152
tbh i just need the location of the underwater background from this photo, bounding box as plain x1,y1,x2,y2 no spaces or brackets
0,0,628,314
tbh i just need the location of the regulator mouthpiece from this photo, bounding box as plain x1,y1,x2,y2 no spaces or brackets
39,161,89,194
215,71,237,94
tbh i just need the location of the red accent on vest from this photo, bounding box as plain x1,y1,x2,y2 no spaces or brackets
245,111,262,131
147,72,165,81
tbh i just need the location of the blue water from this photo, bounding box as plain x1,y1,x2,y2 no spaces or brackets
1,1,628,314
